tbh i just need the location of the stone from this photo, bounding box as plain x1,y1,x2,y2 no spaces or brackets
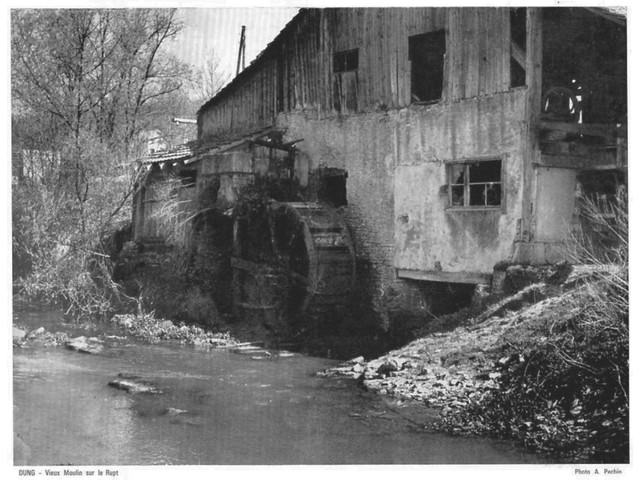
66,336,104,354
108,376,161,394
164,407,187,416
27,327,46,339
352,363,365,374
347,356,365,364
376,358,400,377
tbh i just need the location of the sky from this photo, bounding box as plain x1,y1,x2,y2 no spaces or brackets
166,7,299,83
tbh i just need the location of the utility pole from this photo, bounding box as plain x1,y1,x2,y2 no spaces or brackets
236,25,246,76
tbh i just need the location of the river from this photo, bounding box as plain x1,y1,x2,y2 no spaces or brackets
13,309,542,465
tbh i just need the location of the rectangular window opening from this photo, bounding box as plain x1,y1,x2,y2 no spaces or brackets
409,30,445,103
178,169,197,188
447,159,502,208
333,49,359,73
333,49,359,112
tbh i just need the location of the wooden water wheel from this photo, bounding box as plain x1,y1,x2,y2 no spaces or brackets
231,201,355,324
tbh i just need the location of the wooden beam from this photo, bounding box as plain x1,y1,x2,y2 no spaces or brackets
397,269,491,285
540,140,618,157
539,121,626,140
536,153,623,170
518,7,543,248
251,138,295,151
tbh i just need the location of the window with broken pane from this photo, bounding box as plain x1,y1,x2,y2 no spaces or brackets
448,160,502,208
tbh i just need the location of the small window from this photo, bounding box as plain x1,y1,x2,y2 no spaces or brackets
333,49,359,73
318,168,348,207
178,169,197,188
333,49,359,112
409,30,445,103
447,160,502,208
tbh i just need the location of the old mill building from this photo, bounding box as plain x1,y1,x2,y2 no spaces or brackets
132,7,627,322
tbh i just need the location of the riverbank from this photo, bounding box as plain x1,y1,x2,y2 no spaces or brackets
13,310,240,351
319,262,629,463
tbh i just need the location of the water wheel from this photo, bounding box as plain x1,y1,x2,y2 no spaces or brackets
231,201,355,324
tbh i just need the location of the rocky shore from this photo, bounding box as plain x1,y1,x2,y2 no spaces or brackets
13,312,240,351
318,263,628,461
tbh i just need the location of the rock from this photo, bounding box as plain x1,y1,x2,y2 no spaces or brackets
164,407,187,416
352,363,365,374
27,327,46,339
377,358,401,377
13,327,26,341
108,376,161,394
66,336,104,354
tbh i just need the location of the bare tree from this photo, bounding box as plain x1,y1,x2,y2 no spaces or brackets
11,8,192,316
190,49,230,104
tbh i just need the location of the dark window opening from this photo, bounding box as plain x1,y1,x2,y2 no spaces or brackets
409,30,445,103
448,160,502,208
178,169,197,188
333,49,359,113
318,169,348,207
510,8,527,88
510,58,526,89
511,8,527,50
333,49,359,73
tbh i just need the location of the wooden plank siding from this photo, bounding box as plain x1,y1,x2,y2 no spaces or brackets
199,8,513,141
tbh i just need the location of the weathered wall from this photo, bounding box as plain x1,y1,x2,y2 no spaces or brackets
199,8,513,140
278,87,526,314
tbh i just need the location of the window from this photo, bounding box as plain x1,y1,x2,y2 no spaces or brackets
409,30,445,103
333,49,359,73
448,159,502,208
333,49,359,112
318,168,348,207
178,169,197,188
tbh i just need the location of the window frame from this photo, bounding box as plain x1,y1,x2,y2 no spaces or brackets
446,157,505,211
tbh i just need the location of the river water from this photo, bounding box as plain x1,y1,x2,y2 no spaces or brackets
13,310,542,465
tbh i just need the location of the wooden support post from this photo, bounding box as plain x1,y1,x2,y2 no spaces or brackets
518,8,543,255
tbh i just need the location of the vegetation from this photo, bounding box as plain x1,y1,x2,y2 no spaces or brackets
11,9,195,319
